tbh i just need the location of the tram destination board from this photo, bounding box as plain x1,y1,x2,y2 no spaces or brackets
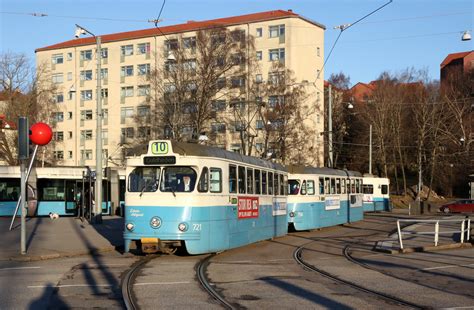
143,156,176,165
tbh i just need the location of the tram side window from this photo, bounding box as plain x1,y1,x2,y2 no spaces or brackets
38,179,65,201
238,166,246,194
307,180,315,195
356,179,361,193
289,179,300,195
197,167,209,192
283,175,288,195
336,178,341,194
247,168,254,194
261,171,267,195
268,172,274,195
255,170,261,194
319,177,324,195
210,168,222,193
274,173,279,196
363,184,374,194
0,179,20,201
229,165,237,194
128,167,160,192
280,174,285,195
161,167,196,193
300,181,307,195
324,177,330,194
330,178,336,194
381,184,388,195
351,179,356,193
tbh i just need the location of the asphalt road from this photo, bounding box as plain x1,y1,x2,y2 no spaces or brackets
1,213,472,309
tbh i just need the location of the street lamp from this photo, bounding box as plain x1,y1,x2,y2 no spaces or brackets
75,24,103,224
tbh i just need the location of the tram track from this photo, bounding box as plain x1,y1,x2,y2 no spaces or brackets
197,254,236,310
122,255,160,310
293,245,424,309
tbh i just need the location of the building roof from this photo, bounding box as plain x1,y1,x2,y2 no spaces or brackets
36,10,326,53
440,51,474,68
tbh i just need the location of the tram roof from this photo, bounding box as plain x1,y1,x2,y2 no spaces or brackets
287,165,362,177
131,141,287,171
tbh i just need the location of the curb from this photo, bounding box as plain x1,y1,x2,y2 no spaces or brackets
7,245,117,262
374,242,472,255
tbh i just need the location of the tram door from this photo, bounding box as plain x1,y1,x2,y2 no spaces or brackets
65,180,77,215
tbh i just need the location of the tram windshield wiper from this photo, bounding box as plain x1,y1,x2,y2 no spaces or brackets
139,180,148,197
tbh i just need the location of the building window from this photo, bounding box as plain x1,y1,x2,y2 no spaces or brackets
101,88,108,98
269,48,285,62
268,96,285,108
67,72,72,81
81,130,93,140
121,45,134,56
53,112,64,122
256,143,263,151
52,54,63,64
80,110,93,120
53,151,64,160
256,28,262,37
230,144,241,153
100,48,108,59
137,42,150,54
121,86,134,98
81,150,93,160
211,100,226,111
211,122,226,133
120,107,134,124
256,74,263,84
53,131,64,141
216,77,226,89
165,39,178,51
121,127,134,139
256,119,264,130
183,37,196,49
68,151,73,159
68,131,73,139
137,126,151,138
230,76,245,88
80,70,93,81
269,25,285,38
121,65,134,77
80,50,93,61
52,74,63,84
137,105,150,118
67,52,73,61
137,64,150,76
55,93,64,103
138,85,150,96
68,112,73,120
256,51,262,61
268,71,285,85
80,90,93,101
100,68,108,79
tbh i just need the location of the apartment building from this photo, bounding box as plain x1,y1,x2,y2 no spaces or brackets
35,9,325,167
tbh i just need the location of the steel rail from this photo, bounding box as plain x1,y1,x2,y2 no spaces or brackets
122,255,159,310
197,254,235,310
294,246,423,309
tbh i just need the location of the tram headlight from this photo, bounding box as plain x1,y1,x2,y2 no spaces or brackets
289,212,295,218
150,216,162,229
178,222,188,232
126,223,135,231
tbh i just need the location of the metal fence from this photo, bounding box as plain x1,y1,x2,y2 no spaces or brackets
396,218,471,250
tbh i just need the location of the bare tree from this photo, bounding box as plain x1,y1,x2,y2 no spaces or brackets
143,27,248,145
0,52,57,165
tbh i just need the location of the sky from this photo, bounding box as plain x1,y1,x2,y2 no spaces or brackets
0,0,472,85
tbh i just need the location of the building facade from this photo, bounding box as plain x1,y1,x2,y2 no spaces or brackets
36,10,325,167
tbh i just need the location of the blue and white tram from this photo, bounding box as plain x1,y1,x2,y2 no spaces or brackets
124,140,288,255
362,176,390,212
287,166,364,231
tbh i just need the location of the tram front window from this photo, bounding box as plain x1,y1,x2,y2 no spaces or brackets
288,180,300,195
128,167,160,192
161,167,197,193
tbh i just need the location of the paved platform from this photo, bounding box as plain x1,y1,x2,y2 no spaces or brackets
0,216,124,261
374,213,472,254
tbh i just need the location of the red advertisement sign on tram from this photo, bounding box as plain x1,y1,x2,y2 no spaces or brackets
237,197,259,219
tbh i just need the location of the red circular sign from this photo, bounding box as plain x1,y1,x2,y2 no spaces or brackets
29,122,53,146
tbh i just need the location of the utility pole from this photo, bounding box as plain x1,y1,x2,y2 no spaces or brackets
369,124,372,175
328,84,333,168
94,35,103,224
